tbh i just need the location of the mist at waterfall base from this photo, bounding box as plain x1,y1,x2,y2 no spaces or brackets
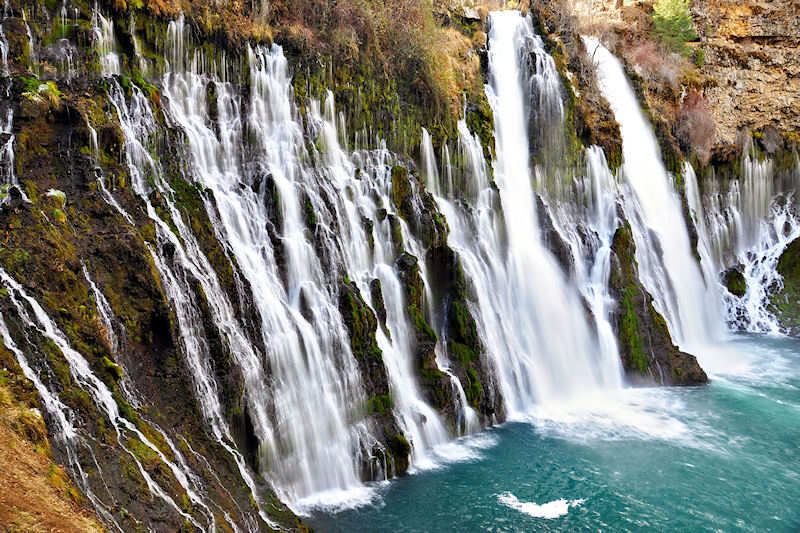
311,335,800,531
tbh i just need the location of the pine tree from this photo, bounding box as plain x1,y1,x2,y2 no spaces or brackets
652,0,697,55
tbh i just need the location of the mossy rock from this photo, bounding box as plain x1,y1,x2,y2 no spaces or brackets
610,221,708,385
723,268,747,298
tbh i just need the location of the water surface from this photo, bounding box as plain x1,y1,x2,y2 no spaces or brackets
310,335,800,532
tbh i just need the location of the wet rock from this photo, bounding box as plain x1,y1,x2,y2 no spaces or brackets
723,267,747,297
609,220,708,385
535,194,573,275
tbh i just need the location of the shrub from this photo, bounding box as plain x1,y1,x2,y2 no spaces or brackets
631,41,663,74
676,91,715,165
628,40,687,94
693,47,705,67
652,0,697,56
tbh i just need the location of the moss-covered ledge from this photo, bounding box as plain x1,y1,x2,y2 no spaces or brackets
609,221,708,386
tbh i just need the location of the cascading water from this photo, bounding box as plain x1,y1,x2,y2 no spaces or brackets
159,9,484,502
584,36,726,350
430,11,624,419
0,268,224,531
160,33,375,506
0,298,121,530
0,6,14,192
91,8,120,77
686,151,800,332
542,147,624,380
307,101,457,463
105,79,279,529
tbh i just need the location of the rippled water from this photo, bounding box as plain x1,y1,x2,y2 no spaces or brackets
310,335,800,532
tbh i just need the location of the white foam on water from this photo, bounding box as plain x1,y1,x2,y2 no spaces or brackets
292,485,383,516
522,388,694,444
497,492,585,519
406,432,501,474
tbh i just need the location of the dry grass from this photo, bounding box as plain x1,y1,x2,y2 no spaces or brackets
123,0,478,118
0,381,106,533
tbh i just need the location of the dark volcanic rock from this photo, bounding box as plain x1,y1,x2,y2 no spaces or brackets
609,221,708,385
535,194,573,275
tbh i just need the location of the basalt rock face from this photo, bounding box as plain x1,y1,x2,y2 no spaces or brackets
338,281,411,477
609,222,708,386
0,0,734,530
535,195,574,276
573,0,799,150
391,164,503,428
692,0,800,146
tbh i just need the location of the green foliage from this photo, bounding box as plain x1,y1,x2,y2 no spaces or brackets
51,208,67,224
101,357,124,383
652,0,697,56
22,80,65,107
693,47,705,68
464,367,482,407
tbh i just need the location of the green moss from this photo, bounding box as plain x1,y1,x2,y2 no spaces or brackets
101,356,124,383
366,394,393,416
408,303,436,341
0,248,30,278
303,197,316,228
388,433,411,457
449,341,477,367
770,238,800,330
339,282,384,364
126,437,161,470
464,367,483,408
620,287,648,375
465,92,496,162
391,166,411,215
52,208,67,223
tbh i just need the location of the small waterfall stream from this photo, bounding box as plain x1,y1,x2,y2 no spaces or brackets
584,36,727,350
0,268,217,531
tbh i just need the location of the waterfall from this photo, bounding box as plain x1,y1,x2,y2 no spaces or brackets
0,268,223,531
0,6,14,192
584,36,726,349
307,99,456,464
428,11,623,419
106,80,279,528
686,153,800,332
160,38,376,507
0,95,13,189
22,9,37,72
0,305,121,530
157,11,482,500
0,22,9,77
546,147,624,383
91,8,120,77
